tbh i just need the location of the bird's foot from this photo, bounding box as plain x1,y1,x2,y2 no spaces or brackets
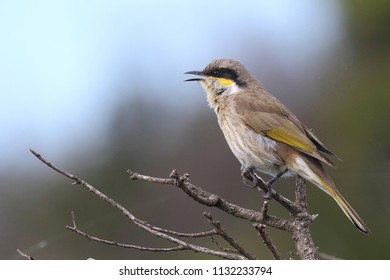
241,167,272,199
261,182,273,200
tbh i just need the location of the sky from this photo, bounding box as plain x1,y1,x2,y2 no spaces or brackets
0,0,343,171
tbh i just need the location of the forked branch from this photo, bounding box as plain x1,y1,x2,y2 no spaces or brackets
29,149,319,259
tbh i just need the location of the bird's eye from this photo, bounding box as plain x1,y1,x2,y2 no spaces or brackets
212,70,221,77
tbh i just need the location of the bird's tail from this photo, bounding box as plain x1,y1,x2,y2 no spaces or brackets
290,155,370,234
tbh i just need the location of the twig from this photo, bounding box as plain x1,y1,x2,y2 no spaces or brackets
210,236,237,253
17,249,35,260
204,212,256,260
66,212,186,252
30,149,246,260
152,227,218,238
132,170,318,260
254,224,281,260
261,200,269,217
30,149,320,260
128,169,291,231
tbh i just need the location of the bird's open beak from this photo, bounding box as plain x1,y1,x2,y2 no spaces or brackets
184,71,205,82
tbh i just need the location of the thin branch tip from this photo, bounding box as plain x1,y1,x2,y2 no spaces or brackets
180,173,190,181
261,200,269,217
169,169,179,179
70,211,77,228
311,214,319,221
127,169,138,180
17,249,35,260
203,212,212,219
29,148,40,158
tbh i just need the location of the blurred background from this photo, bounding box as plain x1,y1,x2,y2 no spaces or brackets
1,0,389,259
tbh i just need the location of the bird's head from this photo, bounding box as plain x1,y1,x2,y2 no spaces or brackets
185,58,251,108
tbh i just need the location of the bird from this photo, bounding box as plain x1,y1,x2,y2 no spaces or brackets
185,58,370,234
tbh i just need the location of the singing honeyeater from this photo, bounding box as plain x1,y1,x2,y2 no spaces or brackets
185,58,369,234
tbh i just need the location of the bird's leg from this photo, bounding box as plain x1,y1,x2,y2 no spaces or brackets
262,170,288,199
241,167,288,199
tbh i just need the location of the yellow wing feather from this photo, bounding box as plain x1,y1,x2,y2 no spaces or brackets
265,120,316,153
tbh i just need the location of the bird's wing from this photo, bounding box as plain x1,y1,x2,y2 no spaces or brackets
234,93,336,167
303,125,341,160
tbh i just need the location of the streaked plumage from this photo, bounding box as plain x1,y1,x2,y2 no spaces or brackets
185,58,370,234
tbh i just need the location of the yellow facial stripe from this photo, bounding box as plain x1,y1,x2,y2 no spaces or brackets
216,77,234,86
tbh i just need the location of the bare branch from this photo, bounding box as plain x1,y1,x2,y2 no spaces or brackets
30,149,246,260
66,213,186,252
295,175,307,208
210,236,237,253
290,175,318,260
204,212,256,260
30,149,322,260
128,169,291,231
254,224,281,260
261,200,269,217
153,227,218,238
17,249,35,260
